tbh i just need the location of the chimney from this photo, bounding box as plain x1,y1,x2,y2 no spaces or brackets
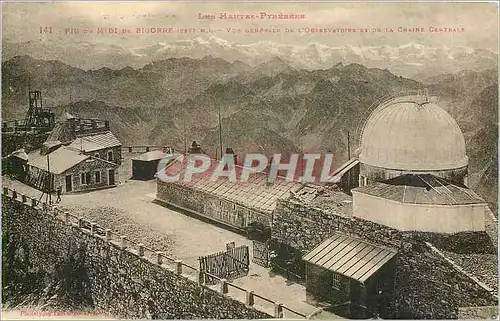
225,147,238,166
188,141,201,154
92,119,97,129
104,120,110,130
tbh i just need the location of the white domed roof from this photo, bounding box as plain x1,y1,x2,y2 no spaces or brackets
359,95,468,171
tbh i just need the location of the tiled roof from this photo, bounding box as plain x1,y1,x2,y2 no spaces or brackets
28,147,90,174
69,132,121,152
353,174,485,205
303,233,397,283
160,155,302,213
132,150,166,162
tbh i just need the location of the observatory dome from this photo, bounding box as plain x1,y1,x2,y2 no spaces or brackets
359,95,468,171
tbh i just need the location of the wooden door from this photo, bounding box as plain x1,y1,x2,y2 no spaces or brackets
65,175,72,192
108,169,115,185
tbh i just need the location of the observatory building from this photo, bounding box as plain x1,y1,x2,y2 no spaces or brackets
352,94,486,233
357,94,469,186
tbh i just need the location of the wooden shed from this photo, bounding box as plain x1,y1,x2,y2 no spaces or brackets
302,232,397,319
131,150,166,180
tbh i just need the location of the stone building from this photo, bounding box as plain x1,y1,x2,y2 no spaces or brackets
155,153,302,233
47,113,123,165
27,146,119,194
68,131,122,165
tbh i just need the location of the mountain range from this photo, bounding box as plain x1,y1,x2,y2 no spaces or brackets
3,37,498,79
1,55,497,210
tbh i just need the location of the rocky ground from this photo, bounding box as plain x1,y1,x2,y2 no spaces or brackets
443,252,498,292
56,205,175,256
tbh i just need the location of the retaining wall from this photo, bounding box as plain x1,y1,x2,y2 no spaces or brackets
2,189,278,319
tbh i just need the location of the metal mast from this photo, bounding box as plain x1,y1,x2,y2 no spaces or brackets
217,103,223,160
347,130,351,160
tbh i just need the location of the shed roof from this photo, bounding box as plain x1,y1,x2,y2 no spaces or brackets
11,149,29,161
303,233,397,283
69,138,103,153
353,174,485,205
69,131,121,152
328,158,360,183
132,150,167,162
28,147,90,174
159,155,302,213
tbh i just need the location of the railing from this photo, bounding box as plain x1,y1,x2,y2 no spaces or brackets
122,146,173,153
2,186,307,319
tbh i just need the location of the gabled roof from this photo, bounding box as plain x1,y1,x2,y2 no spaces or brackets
28,147,90,174
69,132,121,152
11,149,28,161
132,150,167,162
69,138,103,153
65,112,76,120
303,233,397,283
353,174,486,206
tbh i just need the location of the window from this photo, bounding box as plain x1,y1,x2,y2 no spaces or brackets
81,172,91,185
332,272,343,290
94,152,100,158
107,150,113,161
95,171,101,184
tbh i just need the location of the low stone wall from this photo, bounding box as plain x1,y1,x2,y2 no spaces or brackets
2,191,273,319
458,306,499,319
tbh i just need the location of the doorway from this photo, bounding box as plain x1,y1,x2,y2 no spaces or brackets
108,169,115,185
65,175,72,192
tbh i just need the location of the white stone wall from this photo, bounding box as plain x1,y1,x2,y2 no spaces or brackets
352,191,486,233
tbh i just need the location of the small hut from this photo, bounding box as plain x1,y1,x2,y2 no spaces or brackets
131,150,168,180
4,148,29,181
302,232,397,318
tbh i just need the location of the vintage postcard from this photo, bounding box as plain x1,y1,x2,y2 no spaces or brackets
1,1,498,320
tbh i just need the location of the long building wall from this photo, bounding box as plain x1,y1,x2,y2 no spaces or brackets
156,180,272,230
2,192,271,319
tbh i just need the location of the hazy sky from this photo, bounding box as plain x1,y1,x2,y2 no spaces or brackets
2,2,499,50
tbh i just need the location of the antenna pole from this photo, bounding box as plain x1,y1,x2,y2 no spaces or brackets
217,103,223,160
347,130,351,160
183,118,187,155
46,154,51,205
